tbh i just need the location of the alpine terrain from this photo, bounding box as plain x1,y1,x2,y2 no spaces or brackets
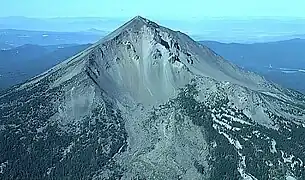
1,16,305,180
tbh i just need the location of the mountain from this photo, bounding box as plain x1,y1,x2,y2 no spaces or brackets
200,39,305,93
0,29,103,47
0,44,91,90
0,16,305,180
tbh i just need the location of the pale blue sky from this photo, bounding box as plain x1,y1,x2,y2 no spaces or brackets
1,0,305,19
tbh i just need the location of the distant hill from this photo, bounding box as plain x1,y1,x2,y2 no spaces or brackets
200,38,305,69
262,70,305,93
83,28,107,35
0,44,50,66
30,44,92,71
0,43,91,90
200,39,305,93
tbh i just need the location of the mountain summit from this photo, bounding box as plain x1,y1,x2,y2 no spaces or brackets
1,16,305,180
91,15,269,105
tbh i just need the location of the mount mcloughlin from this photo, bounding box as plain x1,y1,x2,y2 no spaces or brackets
1,16,305,180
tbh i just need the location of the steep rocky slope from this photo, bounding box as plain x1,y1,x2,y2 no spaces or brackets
0,16,305,180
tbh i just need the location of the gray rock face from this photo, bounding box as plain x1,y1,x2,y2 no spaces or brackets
1,16,305,180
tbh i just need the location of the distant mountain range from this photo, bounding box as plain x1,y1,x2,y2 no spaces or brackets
0,29,103,47
0,43,91,90
0,16,124,32
1,16,305,43
200,38,305,93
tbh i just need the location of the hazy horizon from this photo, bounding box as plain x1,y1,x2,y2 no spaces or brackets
1,0,305,19
2,15,305,20
1,1,304,43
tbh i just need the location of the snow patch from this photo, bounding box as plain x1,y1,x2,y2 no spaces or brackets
223,114,252,125
241,137,250,141
243,110,252,119
252,131,261,138
0,161,8,174
232,117,252,125
265,161,274,167
47,167,55,175
213,118,232,130
212,116,242,150
298,158,303,167
291,160,298,169
270,139,277,153
219,131,242,150
232,127,241,131
60,142,75,162
281,151,294,163
286,175,297,180
237,152,258,180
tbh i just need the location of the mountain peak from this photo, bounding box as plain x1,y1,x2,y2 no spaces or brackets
85,15,273,106
129,15,155,26
99,16,161,43
125,15,151,29
131,15,146,22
